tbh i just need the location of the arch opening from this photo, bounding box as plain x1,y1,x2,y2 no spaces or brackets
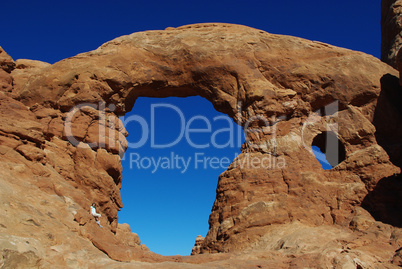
118,96,245,256
312,131,346,169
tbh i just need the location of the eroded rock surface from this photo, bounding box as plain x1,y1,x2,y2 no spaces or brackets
1,23,402,268
382,0,402,67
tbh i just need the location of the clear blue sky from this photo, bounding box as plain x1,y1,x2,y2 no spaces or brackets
1,0,380,256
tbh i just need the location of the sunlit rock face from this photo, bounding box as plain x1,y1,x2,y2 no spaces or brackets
0,23,401,267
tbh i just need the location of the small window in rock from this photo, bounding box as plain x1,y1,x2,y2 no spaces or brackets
312,131,346,169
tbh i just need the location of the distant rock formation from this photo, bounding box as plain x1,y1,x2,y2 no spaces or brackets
1,23,401,267
382,0,402,67
191,235,205,255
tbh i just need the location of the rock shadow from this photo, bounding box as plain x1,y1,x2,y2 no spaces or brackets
362,174,402,227
362,73,402,227
373,73,402,169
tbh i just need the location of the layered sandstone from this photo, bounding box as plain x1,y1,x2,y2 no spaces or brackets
0,23,402,268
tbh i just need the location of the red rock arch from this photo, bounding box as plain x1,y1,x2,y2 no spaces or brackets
8,23,400,257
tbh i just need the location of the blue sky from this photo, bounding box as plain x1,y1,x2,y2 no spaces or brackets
120,96,244,255
1,0,380,256
312,146,333,170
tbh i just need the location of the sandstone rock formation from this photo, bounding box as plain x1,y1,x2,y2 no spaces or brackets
382,0,402,67
1,23,402,268
191,235,205,255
